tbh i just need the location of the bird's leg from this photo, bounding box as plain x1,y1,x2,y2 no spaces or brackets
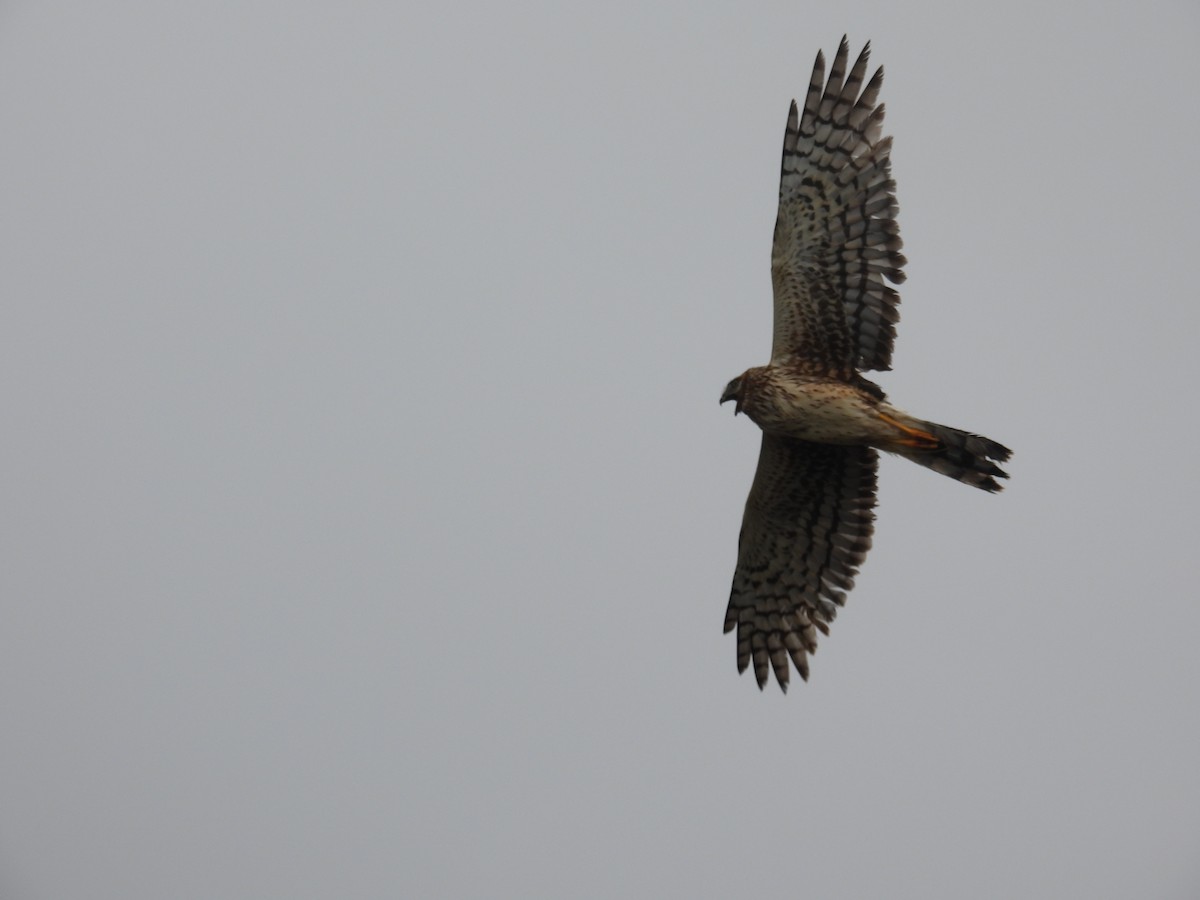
877,412,940,450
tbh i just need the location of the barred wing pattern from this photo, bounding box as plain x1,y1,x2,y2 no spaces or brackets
771,37,907,373
724,437,877,690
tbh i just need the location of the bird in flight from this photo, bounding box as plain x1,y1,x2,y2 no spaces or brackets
721,38,1011,691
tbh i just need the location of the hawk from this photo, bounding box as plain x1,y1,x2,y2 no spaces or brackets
721,38,1011,691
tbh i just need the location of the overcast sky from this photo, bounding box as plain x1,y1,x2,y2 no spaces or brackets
2,2,1199,898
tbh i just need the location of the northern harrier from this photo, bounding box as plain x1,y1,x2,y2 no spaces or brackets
721,38,1011,691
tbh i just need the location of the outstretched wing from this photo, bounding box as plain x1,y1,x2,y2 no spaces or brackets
771,37,906,373
725,436,877,691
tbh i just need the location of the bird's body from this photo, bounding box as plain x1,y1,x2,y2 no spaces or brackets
728,367,895,446
721,38,1011,691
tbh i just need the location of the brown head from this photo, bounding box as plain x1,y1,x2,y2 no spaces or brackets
720,369,758,415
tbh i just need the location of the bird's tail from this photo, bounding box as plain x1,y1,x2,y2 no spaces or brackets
881,413,1012,492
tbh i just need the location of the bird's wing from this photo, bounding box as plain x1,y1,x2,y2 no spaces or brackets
725,435,877,690
771,37,906,373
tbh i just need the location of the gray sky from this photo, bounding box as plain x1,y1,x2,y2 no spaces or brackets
2,1,1199,898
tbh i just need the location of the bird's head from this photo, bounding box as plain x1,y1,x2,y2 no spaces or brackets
720,373,746,414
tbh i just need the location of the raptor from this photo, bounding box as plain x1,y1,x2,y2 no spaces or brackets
721,38,1011,691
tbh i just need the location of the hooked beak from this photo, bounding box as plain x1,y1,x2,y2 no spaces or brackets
720,385,741,414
